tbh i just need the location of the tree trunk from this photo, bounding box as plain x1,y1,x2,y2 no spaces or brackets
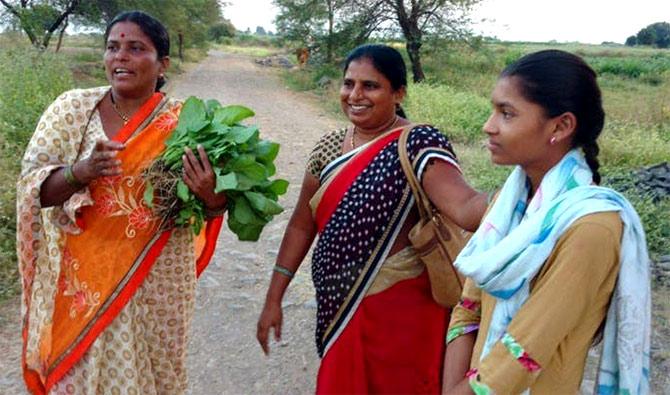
389,0,426,82
327,1,334,63
178,32,184,61
55,17,69,53
406,38,425,82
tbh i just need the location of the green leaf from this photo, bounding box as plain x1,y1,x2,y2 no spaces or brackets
224,126,258,144
244,191,284,215
215,172,238,193
177,180,191,202
233,173,259,190
240,162,267,181
213,105,255,126
232,197,255,224
205,99,222,116
143,181,154,208
267,179,289,196
177,97,209,133
255,141,280,164
229,154,256,170
227,216,264,241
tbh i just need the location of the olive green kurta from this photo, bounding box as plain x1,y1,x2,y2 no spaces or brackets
448,211,623,394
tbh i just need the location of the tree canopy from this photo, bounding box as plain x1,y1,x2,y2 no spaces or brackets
626,22,670,48
0,0,229,53
273,0,481,82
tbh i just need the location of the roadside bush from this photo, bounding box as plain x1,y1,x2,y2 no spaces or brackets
0,46,73,300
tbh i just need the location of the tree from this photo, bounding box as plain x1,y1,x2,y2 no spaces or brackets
379,0,481,82
75,0,225,60
209,18,236,41
628,22,670,48
637,26,656,46
0,0,81,49
255,25,266,35
274,0,383,63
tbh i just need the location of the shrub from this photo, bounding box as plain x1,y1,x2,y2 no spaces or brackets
0,46,73,300
0,47,74,146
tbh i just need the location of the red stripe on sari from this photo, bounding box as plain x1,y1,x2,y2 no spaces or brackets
113,92,165,143
315,128,403,233
196,215,224,278
44,230,173,392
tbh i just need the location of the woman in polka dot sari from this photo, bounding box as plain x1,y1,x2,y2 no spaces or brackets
257,44,488,393
17,12,225,394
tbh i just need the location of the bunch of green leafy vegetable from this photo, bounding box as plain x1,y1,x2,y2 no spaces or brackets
144,97,288,241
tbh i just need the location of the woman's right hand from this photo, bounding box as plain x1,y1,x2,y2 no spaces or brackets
75,140,125,183
256,300,283,355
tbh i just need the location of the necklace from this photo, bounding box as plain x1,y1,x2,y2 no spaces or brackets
350,115,399,149
109,92,130,124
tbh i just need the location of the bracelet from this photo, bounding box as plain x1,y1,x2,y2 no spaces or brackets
63,164,85,189
273,264,294,279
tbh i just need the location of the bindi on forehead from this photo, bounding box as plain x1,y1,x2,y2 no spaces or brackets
120,33,125,38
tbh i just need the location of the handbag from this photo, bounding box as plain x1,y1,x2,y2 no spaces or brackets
397,126,468,308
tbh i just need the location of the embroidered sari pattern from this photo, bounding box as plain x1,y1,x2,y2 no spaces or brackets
311,125,457,356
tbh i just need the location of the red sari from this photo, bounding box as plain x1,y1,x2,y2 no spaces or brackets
310,125,458,393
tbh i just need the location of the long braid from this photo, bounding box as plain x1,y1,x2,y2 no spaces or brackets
582,140,601,185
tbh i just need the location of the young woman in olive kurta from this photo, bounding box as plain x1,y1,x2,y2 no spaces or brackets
443,50,651,395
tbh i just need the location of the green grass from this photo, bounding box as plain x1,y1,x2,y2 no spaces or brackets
215,44,281,57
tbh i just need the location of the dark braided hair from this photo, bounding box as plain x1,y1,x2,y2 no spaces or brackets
104,11,170,91
501,50,605,184
343,44,408,118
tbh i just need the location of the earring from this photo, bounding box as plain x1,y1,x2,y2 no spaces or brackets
550,136,557,145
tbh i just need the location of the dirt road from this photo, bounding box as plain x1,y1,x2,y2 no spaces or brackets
172,51,340,395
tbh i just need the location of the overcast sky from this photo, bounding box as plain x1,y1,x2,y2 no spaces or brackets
224,0,670,44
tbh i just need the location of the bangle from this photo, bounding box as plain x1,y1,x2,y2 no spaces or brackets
273,264,294,279
63,164,85,189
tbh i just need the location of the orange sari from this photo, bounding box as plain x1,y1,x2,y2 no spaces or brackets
17,88,222,394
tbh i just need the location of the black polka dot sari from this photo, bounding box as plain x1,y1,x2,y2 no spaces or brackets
309,125,459,358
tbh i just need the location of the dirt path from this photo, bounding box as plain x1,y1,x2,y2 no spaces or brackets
171,51,341,394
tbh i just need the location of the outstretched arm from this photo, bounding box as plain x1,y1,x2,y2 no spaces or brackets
422,160,488,232
256,171,320,354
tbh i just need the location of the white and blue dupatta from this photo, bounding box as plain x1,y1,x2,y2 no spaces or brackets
455,149,651,394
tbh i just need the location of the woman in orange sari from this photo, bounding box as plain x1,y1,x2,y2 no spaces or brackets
256,44,488,393
17,11,226,394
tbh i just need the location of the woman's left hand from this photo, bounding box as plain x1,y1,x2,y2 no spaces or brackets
182,145,227,210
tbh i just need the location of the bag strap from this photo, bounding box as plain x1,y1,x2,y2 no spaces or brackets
397,125,434,221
